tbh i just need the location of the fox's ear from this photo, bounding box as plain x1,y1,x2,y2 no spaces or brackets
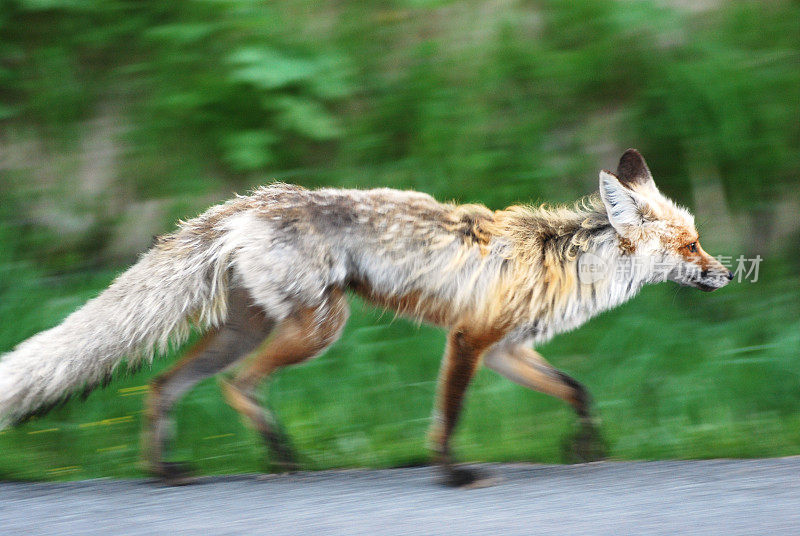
599,169,652,234
616,149,657,195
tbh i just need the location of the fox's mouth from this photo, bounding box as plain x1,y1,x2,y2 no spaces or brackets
694,282,718,292
689,278,729,292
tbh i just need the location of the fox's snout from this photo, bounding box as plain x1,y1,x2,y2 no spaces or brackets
714,270,734,281
692,258,732,291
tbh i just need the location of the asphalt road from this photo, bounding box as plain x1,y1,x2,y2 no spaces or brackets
1,459,799,535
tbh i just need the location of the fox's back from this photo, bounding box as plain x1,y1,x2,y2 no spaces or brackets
194,184,507,325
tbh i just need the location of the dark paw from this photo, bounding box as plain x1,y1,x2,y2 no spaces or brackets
267,442,301,474
561,420,608,463
440,466,499,489
270,459,301,474
151,461,198,486
262,427,301,474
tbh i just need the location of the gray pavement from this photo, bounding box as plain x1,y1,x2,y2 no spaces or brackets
1,458,799,535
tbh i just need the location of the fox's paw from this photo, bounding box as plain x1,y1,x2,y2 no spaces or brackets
561,419,607,463
267,442,301,474
439,465,500,489
270,459,301,474
151,461,198,486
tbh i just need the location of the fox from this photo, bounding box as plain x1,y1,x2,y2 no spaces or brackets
0,149,732,486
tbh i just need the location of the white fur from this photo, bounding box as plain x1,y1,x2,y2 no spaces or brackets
0,239,231,427
599,170,651,234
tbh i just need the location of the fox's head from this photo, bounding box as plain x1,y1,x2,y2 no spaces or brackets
598,149,732,292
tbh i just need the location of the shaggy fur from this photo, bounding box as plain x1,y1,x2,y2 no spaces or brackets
0,149,731,485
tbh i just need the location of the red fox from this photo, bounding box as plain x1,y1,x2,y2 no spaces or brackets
0,150,732,485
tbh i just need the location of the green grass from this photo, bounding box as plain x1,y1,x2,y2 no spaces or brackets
1,261,798,481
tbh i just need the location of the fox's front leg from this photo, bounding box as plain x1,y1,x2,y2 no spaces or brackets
429,327,502,487
483,344,606,463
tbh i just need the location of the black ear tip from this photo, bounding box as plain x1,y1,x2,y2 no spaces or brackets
616,148,652,185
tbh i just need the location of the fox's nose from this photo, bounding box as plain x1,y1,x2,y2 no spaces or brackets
727,270,734,281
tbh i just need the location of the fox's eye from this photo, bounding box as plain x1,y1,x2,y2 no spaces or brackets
685,242,698,253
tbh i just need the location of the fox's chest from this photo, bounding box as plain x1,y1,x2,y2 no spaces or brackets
509,281,632,346
511,308,597,347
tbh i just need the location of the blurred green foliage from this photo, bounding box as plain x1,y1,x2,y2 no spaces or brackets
0,0,798,479
2,0,799,259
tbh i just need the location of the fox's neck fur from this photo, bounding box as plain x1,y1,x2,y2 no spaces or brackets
491,194,652,345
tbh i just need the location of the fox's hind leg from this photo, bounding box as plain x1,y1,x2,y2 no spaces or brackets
144,288,275,484
220,289,348,472
483,345,606,463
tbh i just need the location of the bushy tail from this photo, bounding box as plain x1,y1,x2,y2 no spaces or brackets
0,236,231,427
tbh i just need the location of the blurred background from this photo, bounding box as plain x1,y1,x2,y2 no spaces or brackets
0,0,798,480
